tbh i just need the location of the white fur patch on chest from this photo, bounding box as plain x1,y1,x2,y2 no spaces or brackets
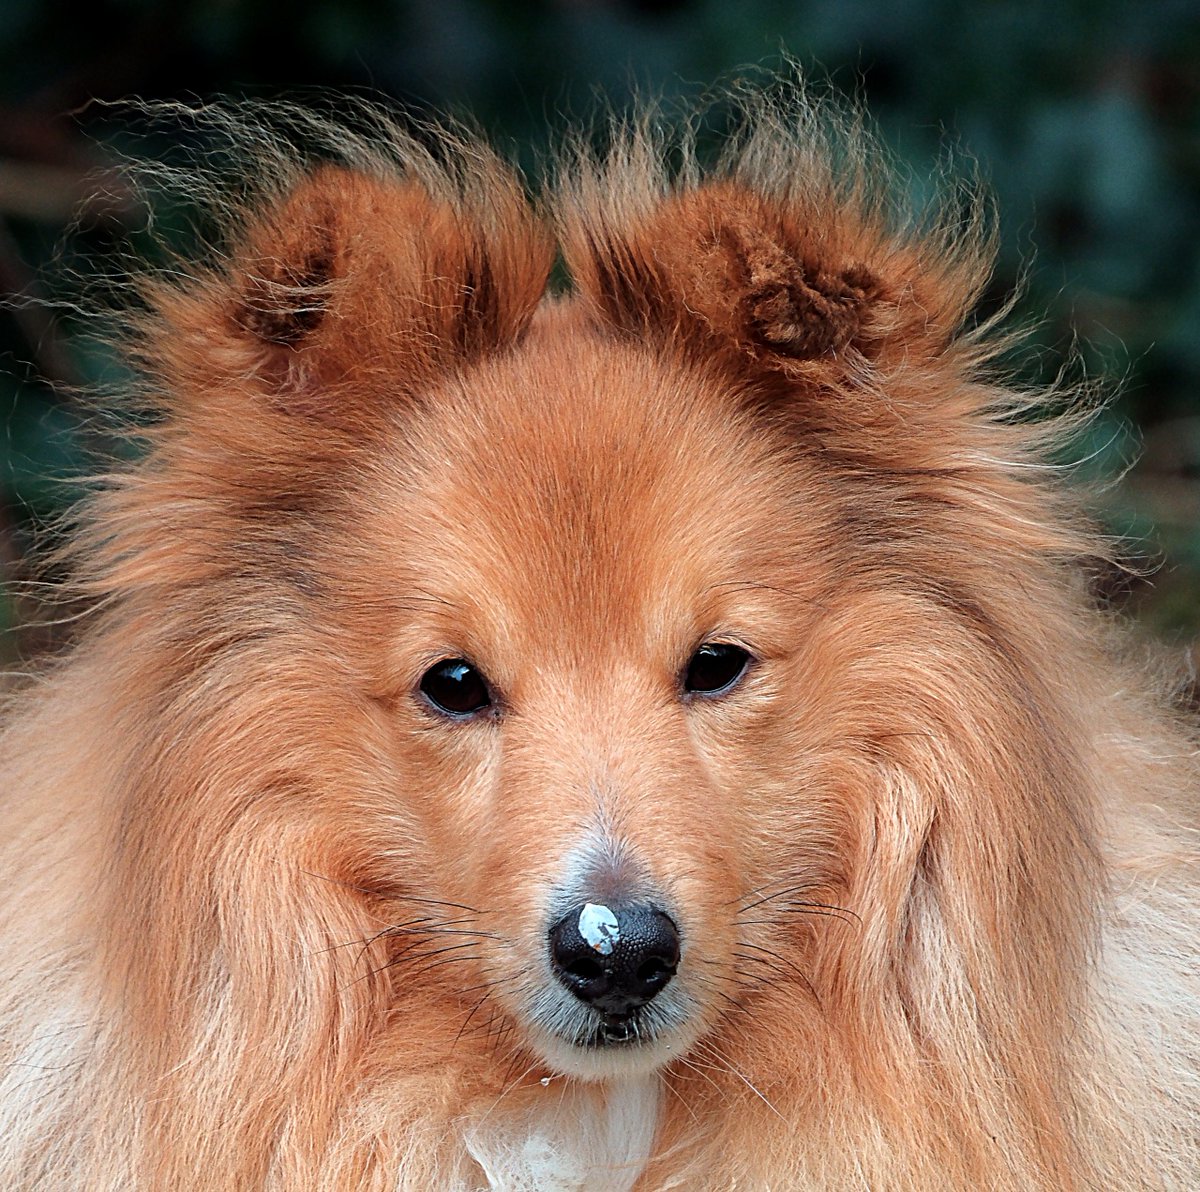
464,1074,660,1191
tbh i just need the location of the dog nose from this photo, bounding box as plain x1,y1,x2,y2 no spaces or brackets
548,901,680,1015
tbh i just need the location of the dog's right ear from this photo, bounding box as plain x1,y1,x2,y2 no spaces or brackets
560,174,989,402
143,160,552,437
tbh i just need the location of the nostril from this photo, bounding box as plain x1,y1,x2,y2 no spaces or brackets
636,957,671,986
562,955,605,983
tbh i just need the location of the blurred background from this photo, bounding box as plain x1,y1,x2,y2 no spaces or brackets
0,0,1197,663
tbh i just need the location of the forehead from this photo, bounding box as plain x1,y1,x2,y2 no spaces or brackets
357,321,815,650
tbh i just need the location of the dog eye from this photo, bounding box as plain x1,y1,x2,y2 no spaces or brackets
419,658,493,718
684,643,751,696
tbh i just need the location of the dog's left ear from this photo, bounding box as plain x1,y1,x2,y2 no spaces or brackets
562,180,986,386
144,160,553,436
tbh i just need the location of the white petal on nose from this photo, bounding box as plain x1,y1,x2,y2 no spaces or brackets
578,903,620,955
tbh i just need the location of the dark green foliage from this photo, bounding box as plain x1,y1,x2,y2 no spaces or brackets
0,0,1197,650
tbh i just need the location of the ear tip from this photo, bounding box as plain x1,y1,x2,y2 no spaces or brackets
741,257,885,361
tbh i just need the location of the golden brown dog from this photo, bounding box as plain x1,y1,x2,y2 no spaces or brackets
0,94,1196,1189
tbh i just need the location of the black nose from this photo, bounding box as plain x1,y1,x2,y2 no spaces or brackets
548,901,680,1015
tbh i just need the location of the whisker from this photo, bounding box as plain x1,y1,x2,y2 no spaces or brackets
733,948,790,983
741,938,817,975
387,940,481,972
735,882,821,914
734,944,822,1008
453,991,493,1047
377,893,484,915
691,1039,787,1122
659,1069,702,1127
777,902,861,926
301,871,481,915
672,1054,735,1106
387,924,506,941
724,876,801,910
311,921,418,957
457,976,512,997
734,881,861,929
468,1053,541,1129
687,971,749,1017
406,952,484,980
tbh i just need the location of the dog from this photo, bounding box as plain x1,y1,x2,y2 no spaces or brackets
0,92,1196,1189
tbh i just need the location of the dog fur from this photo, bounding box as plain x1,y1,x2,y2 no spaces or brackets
0,93,1197,1189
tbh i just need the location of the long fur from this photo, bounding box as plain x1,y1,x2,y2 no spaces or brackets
1,86,1197,1189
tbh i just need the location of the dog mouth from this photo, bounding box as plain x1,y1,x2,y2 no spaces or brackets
537,1000,676,1049
531,1022,683,1082
583,1012,651,1048
527,989,698,1079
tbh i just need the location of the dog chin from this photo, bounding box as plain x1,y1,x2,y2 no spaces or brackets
531,1020,699,1081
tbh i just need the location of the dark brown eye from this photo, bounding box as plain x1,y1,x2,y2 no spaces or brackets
419,658,492,718
684,643,751,696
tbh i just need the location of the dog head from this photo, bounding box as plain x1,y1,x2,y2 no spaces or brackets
95,105,1098,1110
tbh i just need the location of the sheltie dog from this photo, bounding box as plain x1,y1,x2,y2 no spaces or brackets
0,90,1196,1189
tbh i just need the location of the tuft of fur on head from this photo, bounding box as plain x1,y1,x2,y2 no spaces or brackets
1,82,1197,1192
558,86,992,363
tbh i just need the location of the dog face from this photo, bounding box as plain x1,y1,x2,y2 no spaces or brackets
317,327,850,1079
101,122,1095,1114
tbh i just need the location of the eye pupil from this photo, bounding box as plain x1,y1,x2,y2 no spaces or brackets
684,643,751,696
419,658,492,717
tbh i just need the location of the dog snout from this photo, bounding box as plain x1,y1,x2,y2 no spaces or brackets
549,901,680,1015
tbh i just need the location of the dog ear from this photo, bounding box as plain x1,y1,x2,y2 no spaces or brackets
144,162,552,434
562,178,987,390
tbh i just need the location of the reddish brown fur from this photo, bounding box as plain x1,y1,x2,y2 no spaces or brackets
0,94,1197,1189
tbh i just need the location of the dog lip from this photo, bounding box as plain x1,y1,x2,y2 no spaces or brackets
590,1022,639,1046
578,1012,645,1047
599,1022,635,1043
531,995,701,1078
